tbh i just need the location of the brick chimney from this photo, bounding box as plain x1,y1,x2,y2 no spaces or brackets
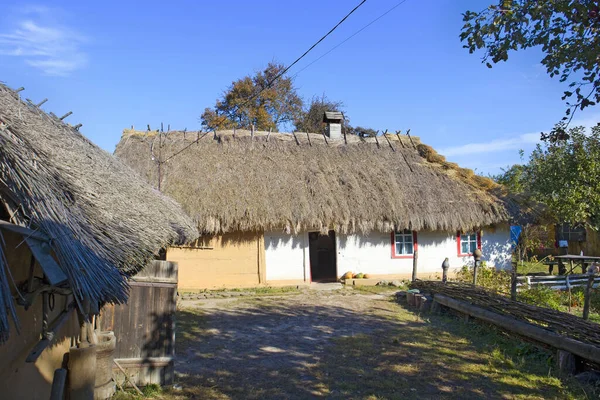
322,111,343,140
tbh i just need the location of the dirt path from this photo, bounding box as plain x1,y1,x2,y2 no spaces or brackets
169,289,587,400
175,289,399,398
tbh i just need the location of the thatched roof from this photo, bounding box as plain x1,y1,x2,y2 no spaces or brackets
115,128,516,235
0,83,197,342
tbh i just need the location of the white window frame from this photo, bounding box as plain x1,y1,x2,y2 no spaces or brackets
394,230,414,257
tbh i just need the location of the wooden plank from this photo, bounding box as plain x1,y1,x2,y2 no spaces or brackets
24,237,67,286
128,280,177,288
0,220,49,241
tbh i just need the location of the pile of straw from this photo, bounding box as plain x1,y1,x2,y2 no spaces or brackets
0,84,197,342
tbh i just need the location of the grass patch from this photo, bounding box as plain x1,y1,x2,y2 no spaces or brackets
112,384,162,399
352,285,405,294
179,285,301,296
319,312,595,399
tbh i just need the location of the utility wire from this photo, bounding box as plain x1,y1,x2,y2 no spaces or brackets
159,0,369,165
235,0,368,109
292,0,411,79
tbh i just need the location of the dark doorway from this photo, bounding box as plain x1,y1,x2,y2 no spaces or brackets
308,230,337,282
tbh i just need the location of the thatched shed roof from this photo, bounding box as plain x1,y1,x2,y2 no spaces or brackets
0,83,197,342
115,128,515,235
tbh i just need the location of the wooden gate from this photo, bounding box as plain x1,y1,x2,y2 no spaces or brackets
100,260,178,386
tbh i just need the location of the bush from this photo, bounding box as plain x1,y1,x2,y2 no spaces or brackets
518,286,564,310
455,265,511,293
518,286,590,311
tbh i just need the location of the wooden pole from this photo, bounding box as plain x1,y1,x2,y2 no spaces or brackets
412,250,418,282
511,261,518,301
473,261,479,286
49,368,67,400
583,273,595,320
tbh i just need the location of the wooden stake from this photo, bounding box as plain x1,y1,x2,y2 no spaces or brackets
114,360,143,395
412,249,418,282
583,273,596,320
15,87,24,93
306,131,312,146
406,128,416,148
374,131,380,148
321,130,329,145
383,130,395,152
36,98,48,107
292,131,300,145
59,111,73,121
511,261,518,301
395,131,405,148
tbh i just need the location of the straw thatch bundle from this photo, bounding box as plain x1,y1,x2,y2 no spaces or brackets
0,83,197,342
116,128,513,235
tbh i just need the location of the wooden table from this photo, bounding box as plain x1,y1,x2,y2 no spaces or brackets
554,255,600,275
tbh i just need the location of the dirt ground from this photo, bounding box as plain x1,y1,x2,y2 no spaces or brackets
165,288,591,400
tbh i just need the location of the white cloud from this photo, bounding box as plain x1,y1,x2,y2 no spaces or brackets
438,132,540,157
0,8,87,76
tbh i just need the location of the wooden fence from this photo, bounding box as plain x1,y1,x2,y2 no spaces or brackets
517,274,600,291
100,260,178,387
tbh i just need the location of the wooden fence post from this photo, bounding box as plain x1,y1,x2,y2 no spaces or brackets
511,261,518,301
583,273,595,320
412,250,418,282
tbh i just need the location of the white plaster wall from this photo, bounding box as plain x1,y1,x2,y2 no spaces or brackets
481,225,513,270
264,232,308,281
336,225,513,277
264,226,513,282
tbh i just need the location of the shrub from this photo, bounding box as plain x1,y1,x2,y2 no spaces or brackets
518,286,563,310
455,265,511,293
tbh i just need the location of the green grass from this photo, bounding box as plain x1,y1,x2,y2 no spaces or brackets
112,384,162,399
318,310,595,399
352,285,407,294
516,260,555,275
179,285,302,296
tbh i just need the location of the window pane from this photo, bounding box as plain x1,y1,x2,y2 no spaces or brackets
470,241,477,253
470,233,476,241
395,231,413,255
462,242,469,254
461,234,468,242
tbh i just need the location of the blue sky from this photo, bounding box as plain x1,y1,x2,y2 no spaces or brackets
0,1,598,175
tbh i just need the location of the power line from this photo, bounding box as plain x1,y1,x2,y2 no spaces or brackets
292,0,411,79
158,0,369,166
236,0,368,109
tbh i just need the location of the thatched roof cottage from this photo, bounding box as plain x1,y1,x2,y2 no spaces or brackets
0,83,197,397
116,123,517,290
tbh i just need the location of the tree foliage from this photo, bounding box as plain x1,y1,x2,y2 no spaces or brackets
494,124,600,229
461,1,600,122
527,124,600,228
490,163,527,193
200,63,303,131
200,63,379,136
294,95,343,134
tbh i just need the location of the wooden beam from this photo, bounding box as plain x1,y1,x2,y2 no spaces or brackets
0,220,49,241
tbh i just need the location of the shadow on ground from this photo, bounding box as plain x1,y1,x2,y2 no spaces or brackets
167,293,590,400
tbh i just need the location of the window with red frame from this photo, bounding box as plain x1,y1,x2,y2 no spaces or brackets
457,231,481,256
391,230,417,258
